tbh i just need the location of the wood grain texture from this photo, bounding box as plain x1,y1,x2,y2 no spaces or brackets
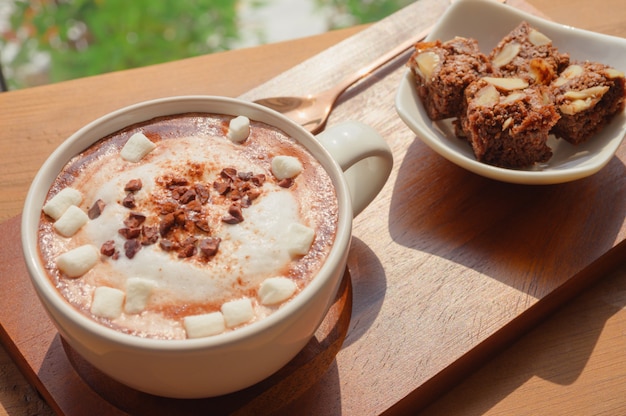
421,262,626,415
1,0,626,414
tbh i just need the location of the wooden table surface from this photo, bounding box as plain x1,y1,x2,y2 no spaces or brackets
1,0,625,414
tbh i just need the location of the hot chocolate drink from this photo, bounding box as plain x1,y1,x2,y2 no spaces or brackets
38,112,338,340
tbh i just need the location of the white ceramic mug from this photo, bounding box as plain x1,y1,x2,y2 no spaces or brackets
21,95,392,398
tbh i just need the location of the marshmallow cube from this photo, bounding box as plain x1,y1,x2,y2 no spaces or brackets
120,132,157,163
56,244,100,278
91,286,125,319
184,312,225,338
43,187,83,220
271,155,303,180
53,205,89,237
258,277,297,305
227,116,250,143
221,298,254,328
124,277,156,314
286,223,315,257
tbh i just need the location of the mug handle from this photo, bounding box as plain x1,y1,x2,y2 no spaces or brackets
316,121,393,217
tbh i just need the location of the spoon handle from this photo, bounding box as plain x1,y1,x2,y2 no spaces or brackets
327,23,434,99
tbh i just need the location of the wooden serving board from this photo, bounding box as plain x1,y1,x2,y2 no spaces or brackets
1,0,625,414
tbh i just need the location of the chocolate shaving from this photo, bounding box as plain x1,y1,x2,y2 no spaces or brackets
228,187,242,201
194,217,211,233
174,209,186,226
159,239,178,252
183,219,195,233
179,189,196,204
122,193,136,208
222,203,244,224
251,174,266,187
113,163,272,262
88,199,106,219
238,171,253,181
247,188,261,201
220,167,238,182
186,199,202,212
118,227,141,239
159,212,176,236
240,195,252,208
124,212,146,228
141,225,159,245
278,178,294,188
213,180,230,195
170,186,187,201
166,176,189,187
124,239,142,259
160,200,179,214
178,237,198,258
199,237,221,258
194,184,210,204
100,240,116,257
124,179,143,192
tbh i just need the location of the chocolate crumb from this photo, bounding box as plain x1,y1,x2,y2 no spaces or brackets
183,219,195,233
240,195,252,208
194,217,211,233
278,178,294,188
228,187,242,201
186,199,202,212
179,189,196,204
159,239,177,252
178,237,197,258
238,171,253,181
247,188,261,201
213,180,230,195
159,212,176,236
160,200,179,214
251,174,266,187
199,237,221,258
124,212,147,228
174,209,186,226
124,239,142,259
220,167,238,181
171,186,188,201
222,203,244,224
124,179,143,192
166,176,189,187
88,199,106,219
194,184,210,204
122,193,136,208
119,227,141,239
141,225,159,245
100,240,116,257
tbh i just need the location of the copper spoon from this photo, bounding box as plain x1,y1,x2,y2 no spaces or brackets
252,25,432,134
253,0,506,134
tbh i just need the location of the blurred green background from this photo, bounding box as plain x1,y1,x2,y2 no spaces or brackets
0,0,413,90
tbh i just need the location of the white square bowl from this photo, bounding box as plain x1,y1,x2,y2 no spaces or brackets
395,0,626,184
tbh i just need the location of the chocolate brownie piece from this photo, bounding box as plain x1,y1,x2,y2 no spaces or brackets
490,21,569,85
551,61,626,144
407,37,492,120
457,77,560,168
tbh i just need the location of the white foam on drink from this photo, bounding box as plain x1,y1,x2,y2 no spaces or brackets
83,190,298,303
80,135,302,304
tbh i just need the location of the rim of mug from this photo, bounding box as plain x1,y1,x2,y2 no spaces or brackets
21,95,354,352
